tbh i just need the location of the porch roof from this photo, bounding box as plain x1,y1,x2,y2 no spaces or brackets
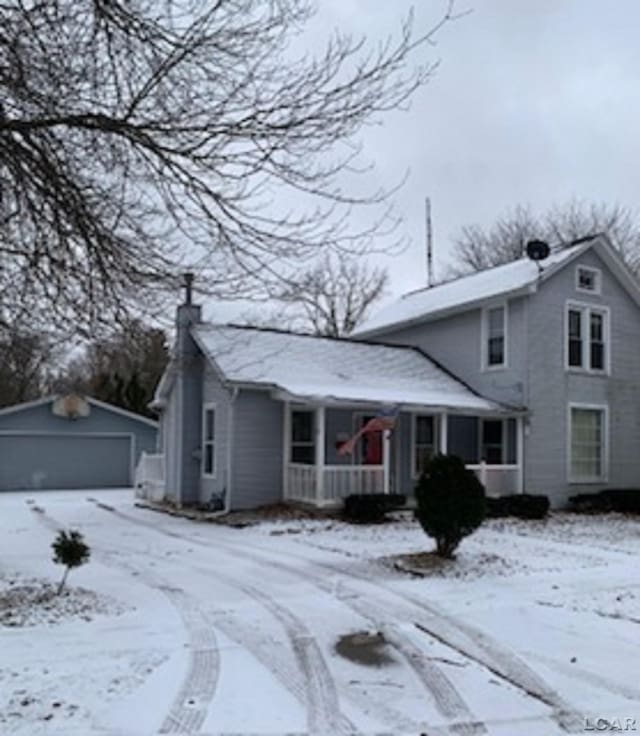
192,324,517,415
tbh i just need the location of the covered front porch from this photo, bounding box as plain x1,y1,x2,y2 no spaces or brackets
283,403,524,508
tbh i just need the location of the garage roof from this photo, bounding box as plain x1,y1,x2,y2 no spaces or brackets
0,396,158,428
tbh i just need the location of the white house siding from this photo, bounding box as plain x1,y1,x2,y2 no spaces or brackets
525,249,640,506
198,364,232,505
231,390,284,510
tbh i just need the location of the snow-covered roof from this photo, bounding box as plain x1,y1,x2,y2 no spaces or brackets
191,324,515,414
355,239,594,337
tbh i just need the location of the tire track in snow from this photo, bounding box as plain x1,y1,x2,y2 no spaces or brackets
86,500,356,736
205,538,486,736
29,504,220,735
121,508,581,734
91,503,484,735
300,552,586,733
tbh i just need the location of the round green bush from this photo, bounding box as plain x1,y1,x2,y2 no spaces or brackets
414,454,486,558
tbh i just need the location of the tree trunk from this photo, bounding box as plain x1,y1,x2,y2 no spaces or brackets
57,567,69,595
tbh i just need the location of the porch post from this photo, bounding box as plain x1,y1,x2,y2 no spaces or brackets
516,415,524,494
315,406,325,505
439,412,448,454
282,401,290,500
383,429,391,494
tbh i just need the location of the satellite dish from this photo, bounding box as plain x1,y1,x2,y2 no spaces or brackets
526,240,550,261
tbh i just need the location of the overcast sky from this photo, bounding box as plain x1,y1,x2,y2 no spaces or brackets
212,0,640,321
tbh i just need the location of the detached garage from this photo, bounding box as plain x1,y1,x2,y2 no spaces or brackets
0,395,158,491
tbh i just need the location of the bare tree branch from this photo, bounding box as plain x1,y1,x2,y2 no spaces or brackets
251,254,388,336
451,200,640,276
0,0,460,336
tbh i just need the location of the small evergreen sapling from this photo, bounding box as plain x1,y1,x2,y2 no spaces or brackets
415,454,486,558
52,530,91,594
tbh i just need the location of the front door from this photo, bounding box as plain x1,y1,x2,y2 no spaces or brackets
353,413,382,465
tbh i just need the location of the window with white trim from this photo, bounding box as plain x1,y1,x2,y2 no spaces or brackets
570,407,606,481
566,303,608,372
202,405,216,476
291,410,315,464
413,415,437,476
483,305,506,368
576,265,601,294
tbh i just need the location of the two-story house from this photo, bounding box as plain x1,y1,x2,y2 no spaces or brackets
355,234,640,507
148,234,640,510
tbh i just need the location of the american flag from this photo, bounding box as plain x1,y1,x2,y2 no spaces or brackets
337,407,398,457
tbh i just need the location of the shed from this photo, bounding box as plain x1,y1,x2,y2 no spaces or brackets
0,395,158,491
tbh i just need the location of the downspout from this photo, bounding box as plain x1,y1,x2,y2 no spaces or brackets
224,386,239,514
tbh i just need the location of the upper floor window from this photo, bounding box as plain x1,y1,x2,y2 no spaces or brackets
202,405,216,477
576,265,601,294
482,304,506,369
566,303,609,373
291,409,315,464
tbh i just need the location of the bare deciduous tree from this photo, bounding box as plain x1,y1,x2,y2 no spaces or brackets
0,331,52,407
452,201,640,275
275,255,388,336
0,0,462,335
53,320,169,416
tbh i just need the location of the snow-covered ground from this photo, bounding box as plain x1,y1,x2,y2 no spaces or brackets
1,490,639,735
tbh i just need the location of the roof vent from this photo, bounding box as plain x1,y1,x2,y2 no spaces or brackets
525,240,550,262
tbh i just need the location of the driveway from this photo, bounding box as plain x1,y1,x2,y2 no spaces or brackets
1,490,638,735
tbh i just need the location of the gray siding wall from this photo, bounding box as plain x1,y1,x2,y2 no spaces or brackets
231,389,284,509
374,297,528,407
198,364,232,504
525,249,640,505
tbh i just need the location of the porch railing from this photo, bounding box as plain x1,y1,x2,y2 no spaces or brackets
286,462,520,506
468,463,520,497
286,463,384,506
323,465,384,503
134,452,165,502
286,463,317,503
